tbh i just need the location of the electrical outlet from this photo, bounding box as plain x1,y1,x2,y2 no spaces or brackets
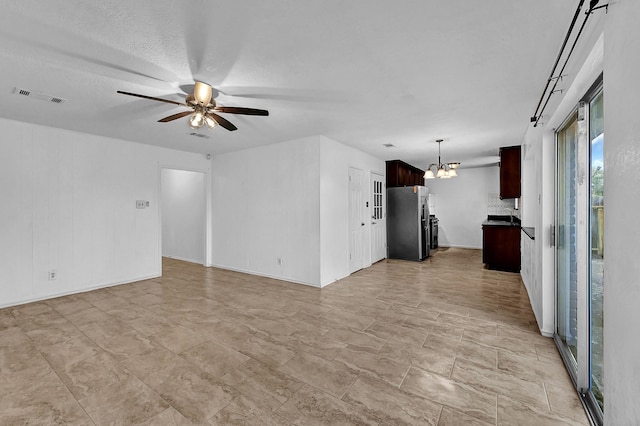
136,200,145,209
49,270,57,280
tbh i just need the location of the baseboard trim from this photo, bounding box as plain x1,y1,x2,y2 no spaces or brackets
437,244,482,250
0,273,161,309
209,264,321,288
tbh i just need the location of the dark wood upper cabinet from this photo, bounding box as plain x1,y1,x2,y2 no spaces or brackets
386,160,425,187
499,146,521,199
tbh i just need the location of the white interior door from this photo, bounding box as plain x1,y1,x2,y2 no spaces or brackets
349,167,364,273
370,172,386,263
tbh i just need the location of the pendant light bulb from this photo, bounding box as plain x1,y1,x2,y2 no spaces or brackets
189,109,205,128
204,115,217,129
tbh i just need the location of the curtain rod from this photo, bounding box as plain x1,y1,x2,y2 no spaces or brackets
530,0,585,124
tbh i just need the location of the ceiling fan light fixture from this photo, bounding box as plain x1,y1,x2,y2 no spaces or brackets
189,109,205,128
193,81,213,105
204,115,217,129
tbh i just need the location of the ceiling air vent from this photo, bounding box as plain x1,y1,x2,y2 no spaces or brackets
188,132,210,139
13,87,67,104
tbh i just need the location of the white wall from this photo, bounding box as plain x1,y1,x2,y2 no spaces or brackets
161,169,206,265
521,1,640,421
0,118,209,308
521,125,545,333
211,135,384,288
426,166,499,249
319,136,385,286
602,0,640,422
212,136,322,286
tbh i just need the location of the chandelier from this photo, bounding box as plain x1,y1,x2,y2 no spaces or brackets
424,139,460,179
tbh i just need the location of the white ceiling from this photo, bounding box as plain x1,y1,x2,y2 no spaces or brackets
0,1,577,170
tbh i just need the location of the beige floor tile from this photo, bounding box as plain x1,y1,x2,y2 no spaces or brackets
379,340,456,377
24,318,84,347
278,351,360,399
38,334,101,369
78,374,169,425
56,350,131,400
343,375,442,425
401,367,497,424
150,324,206,354
210,393,294,425
180,340,250,379
223,326,298,367
274,331,347,360
0,250,590,424
333,345,410,387
276,384,378,425
424,334,498,370
76,318,135,342
546,382,592,424
144,363,235,422
497,350,573,388
0,371,92,425
451,358,549,412
221,358,303,411
137,406,204,426
462,329,538,359
437,406,493,426
323,325,387,353
497,394,589,426
403,316,465,340
364,320,428,347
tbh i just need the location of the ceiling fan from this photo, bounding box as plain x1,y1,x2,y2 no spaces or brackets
116,81,268,131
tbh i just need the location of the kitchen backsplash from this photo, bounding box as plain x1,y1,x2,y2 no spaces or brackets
487,194,521,218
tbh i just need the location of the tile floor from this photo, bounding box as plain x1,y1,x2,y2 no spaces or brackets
0,248,590,425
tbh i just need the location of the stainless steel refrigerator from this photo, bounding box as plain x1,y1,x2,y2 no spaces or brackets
387,186,430,261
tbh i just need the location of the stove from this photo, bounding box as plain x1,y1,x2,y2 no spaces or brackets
429,215,439,249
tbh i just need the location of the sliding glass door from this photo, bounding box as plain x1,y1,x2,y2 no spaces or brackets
589,88,604,413
555,79,603,424
556,111,579,373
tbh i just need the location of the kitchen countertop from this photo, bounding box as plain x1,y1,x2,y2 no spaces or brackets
482,214,522,228
482,219,521,227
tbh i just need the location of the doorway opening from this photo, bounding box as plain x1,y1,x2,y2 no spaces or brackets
160,168,207,266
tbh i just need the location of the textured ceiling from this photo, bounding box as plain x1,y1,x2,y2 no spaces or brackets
0,1,577,169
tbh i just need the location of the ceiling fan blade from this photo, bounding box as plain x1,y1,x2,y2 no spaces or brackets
208,112,237,131
158,110,193,123
117,91,185,106
214,106,269,116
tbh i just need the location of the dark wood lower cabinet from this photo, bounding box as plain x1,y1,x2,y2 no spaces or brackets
482,225,521,272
